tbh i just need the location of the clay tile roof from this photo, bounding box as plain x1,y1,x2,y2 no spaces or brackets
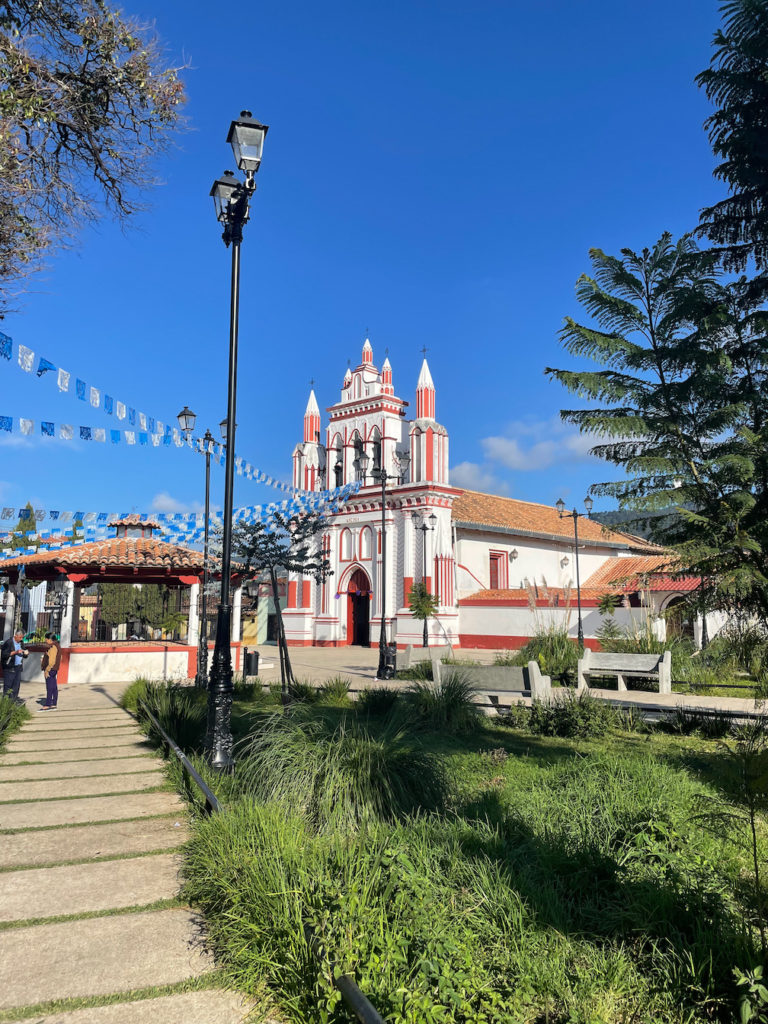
460,587,607,604
451,489,660,551
0,537,204,572
108,515,163,529
583,555,700,593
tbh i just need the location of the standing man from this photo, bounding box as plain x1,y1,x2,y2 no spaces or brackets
1,630,29,704
40,632,61,710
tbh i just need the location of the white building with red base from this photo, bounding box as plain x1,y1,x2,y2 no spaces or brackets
284,341,666,650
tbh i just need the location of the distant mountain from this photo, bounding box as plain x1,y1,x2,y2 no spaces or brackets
590,509,668,541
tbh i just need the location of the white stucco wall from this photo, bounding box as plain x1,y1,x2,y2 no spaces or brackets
459,603,649,646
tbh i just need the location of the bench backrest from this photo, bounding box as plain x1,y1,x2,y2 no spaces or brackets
587,652,662,673
397,644,453,670
451,665,528,691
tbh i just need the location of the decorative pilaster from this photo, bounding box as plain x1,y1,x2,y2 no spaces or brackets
187,583,200,646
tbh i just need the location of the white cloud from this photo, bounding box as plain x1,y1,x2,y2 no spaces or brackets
151,492,204,514
480,418,601,472
450,462,510,494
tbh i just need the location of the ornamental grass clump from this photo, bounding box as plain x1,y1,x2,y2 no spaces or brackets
356,686,401,717
406,668,481,735
236,711,446,828
529,689,617,739
133,681,207,752
0,692,30,749
317,675,351,705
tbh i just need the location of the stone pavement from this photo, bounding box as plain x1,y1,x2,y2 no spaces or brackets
0,681,258,1023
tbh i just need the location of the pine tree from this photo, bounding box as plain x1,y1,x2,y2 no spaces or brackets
8,502,39,551
697,0,768,285
231,511,331,701
547,234,768,627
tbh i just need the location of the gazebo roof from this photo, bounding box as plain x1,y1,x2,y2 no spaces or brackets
0,537,206,582
108,515,164,529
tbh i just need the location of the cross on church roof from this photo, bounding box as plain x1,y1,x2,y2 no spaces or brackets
420,346,428,358
309,378,315,390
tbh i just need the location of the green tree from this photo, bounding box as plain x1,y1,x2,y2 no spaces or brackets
231,511,331,701
697,0,768,286
4,501,40,551
546,234,768,626
408,581,439,648
0,0,185,307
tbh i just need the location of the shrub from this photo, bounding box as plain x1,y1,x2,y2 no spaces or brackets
356,686,401,717
528,690,618,738
233,676,271,704
0,692,30,748
317,675,351,704
287,680,319,704
509,624,580,684
396,659,433,681
499,700,531,730
406,668,481,734
236,712,446,828
133,681,207,752
119,676,151,714
664,706,734,740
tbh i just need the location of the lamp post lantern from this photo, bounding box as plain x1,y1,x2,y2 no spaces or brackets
411,510,437,647
556,496,593,649
206,109,268,771
178,406,216,689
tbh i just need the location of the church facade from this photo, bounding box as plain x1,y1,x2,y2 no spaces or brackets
283,341,668,650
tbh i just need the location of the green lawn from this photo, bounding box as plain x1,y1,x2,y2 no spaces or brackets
125,679,768,1024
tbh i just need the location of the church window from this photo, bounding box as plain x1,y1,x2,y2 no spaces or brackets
340,529,353,561
370,427,381,475
331,435,343,487
412,429,422,481
359,526,372,560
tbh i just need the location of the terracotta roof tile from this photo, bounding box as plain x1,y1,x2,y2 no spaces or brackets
108,515,163,528
583,555,700,593
460,587,607,604
0,537,204,572
451,490,660,551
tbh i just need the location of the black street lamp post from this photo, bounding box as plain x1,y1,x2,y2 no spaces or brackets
372,450,410,680
177,407,215,690
206,110,268,771
411,510,437,647
555,496,594,649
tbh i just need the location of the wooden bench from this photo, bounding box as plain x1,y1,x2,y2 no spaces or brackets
433,660,552,703
577,648,672,694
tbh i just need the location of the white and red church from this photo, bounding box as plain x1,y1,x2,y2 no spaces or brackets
283,340,690,650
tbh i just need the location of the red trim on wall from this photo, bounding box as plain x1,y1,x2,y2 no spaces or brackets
301,580,311,607
459,597,602,607
287,580,298,608
458,633,602,650
425,429,434,482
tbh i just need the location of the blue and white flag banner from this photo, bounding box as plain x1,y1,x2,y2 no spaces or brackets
2,330,352,500
0,490,352,560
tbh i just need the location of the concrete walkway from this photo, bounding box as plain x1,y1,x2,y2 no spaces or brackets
0,681,256,1023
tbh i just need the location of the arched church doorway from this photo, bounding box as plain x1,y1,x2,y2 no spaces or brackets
347,568,371,647
666,597,694,641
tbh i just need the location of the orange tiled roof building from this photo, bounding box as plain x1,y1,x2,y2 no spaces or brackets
284,340,705,650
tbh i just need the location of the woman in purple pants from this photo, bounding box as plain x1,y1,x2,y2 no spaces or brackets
40,633,61,710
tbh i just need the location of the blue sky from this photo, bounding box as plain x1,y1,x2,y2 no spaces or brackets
1,0,723,520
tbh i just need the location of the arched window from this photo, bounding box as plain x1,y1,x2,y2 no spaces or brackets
340,528,353,561
331,435,343,487
359,526,372,560
351,432,364,481
369,426,381,475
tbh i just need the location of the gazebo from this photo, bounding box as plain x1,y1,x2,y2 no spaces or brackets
0,516,243,684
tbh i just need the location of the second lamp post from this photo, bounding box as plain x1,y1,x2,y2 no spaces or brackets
412,510,437,647
555,496,594,649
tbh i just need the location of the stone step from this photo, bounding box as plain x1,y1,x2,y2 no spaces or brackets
0,816,187,868
0,755,159,783
0,743,152,765
0,770,165,803
0,790,184,830
0,908,215,1012
10,726,140,743
6,733,141,752
0,741,151,765
0,852,182,922
2,989,259,1024
22,718,134,733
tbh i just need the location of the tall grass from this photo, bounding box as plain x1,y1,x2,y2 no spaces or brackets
497,623,580,683
527,689,618,738
356,686,401,717
406,668,481,734
236,712,447,828
129,680,208,752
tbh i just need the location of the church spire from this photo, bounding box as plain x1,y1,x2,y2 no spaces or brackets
303,389,321,443
361,337,373,365
416,358,435,419
382,355,393,395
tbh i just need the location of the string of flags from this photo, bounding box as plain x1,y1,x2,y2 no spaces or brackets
0,484,360,560
0,332,328,498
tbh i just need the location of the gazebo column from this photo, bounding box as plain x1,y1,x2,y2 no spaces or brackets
232,583,242,642
187,583,200,646
60,579,75,647
3,586,16,639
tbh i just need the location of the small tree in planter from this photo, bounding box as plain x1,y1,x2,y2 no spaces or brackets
231,511,331,703
409,581,439,648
